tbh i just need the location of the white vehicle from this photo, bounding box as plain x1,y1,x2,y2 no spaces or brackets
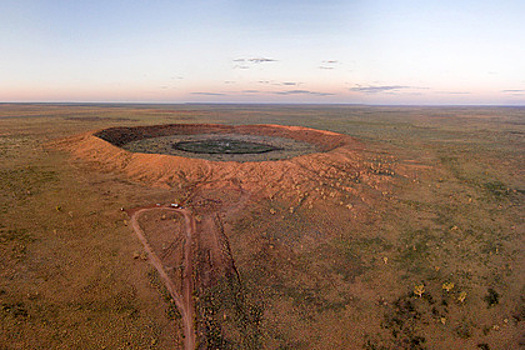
170,203,180,208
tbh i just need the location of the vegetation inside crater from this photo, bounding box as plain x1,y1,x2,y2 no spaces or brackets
172,139,280,155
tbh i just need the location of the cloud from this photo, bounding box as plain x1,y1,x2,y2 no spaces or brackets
279,81,303,86
274,90,334,96
233,57,277,64
241,90,261,93
502,89,525,93
191,92,226,96
319,59,339,70
249,57,277,63
350,85,412,93
436,91,471,95
350,85,430,94
232,57,278,69
254,80,302,86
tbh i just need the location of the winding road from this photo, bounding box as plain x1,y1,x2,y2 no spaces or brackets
127,205,196,350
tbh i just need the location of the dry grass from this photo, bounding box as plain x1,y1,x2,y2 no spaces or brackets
1,103,523,349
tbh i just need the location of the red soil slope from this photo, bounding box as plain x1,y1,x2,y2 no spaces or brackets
52,124,392,204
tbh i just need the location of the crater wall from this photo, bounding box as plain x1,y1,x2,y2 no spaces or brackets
53,124,377,202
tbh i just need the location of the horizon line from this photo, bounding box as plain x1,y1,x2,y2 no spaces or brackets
1,101,524,108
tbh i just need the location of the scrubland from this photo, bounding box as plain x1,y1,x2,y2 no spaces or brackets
0,104,523,349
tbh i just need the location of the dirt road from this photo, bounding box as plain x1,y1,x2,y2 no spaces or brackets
128,206,196,350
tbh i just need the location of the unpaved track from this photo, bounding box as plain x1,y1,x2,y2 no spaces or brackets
128,206,196,350
126,190,250,349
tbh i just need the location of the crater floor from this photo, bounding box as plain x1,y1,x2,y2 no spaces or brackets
121,133,319,162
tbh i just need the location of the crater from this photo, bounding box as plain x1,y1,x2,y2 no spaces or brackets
93,124,347,162
56,123,366,194
119,132,318,162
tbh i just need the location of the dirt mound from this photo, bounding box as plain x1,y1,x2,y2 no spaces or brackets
53,124,394,205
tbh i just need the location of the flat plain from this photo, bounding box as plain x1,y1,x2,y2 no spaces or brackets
0,104,523,349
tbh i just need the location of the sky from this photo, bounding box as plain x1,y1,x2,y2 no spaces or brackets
1,0,524,105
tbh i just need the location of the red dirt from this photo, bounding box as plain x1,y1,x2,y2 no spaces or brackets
51,124,382,203
128,206,196,350
53,124,401,348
